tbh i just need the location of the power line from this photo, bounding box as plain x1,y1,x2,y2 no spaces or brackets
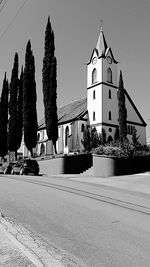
0,0,8,13
0,0,28,41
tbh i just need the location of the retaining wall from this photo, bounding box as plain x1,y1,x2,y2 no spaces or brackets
38,153,93,175
93,154,150,177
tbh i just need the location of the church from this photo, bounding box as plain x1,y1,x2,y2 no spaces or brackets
23,26,146,157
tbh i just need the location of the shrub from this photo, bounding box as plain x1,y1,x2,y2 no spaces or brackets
94,140,150,158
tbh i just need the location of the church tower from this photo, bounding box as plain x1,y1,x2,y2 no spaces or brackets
87,26,119,142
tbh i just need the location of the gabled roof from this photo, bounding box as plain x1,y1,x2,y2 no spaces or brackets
124,89,147,126
38,98,87,130
105,47,118,64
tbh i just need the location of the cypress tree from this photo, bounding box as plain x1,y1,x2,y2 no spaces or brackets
23,40,38,157
118,70,127,142
82,127,91,151
114,126,119,142
8,53,19,159
42,16,58,154
101,128,106,145
90,127,99,148
132,127,139,148
0,73,9,158
16,66,23,150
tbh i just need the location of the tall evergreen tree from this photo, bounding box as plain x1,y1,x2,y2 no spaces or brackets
0,73,9,158
114,126,119,142
42,16,58,154
16,66,23,150
82,127,91,151
118,70,127,142
23,40,38,157
101,128,106,145
8,52,19,159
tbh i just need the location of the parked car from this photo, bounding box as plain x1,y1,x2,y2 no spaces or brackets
11,159,39,175
3,162,17,174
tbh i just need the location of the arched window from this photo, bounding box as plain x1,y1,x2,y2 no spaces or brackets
108,135,113,143
65,126,69,147
92,68,97,84
93,90,96,99
93,111,96,121
37,133,40,141
107,68,112,83
109,111,111,120
81,124,85,132
108,89,111,99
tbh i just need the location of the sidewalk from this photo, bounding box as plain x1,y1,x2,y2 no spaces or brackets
0,213,64,267
0,222,37,267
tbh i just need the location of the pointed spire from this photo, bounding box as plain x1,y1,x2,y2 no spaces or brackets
96,27,108,56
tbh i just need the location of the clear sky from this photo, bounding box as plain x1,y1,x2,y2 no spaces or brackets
0,0,150,139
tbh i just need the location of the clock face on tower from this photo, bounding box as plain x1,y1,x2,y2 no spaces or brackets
106,56,112,64
92,57,97,64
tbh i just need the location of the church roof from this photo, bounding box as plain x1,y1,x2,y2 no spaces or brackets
96,27,108,56
38,98,87,129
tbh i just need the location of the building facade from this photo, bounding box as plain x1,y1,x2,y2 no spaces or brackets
23,26,146,157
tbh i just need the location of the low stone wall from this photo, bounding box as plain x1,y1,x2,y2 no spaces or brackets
38,153,92,175
93,154,150,177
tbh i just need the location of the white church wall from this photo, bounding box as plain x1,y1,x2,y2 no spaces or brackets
102,85,118,125
87,56,102,88
103,126,116,142
87,84,103,126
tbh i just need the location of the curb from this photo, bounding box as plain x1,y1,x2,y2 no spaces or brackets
0,219,43,267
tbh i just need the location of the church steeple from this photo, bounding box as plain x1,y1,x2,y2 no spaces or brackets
96,26,108,57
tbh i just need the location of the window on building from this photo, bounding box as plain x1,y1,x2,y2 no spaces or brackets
65,126,69,147
109,89,111,99
58,127,61,138
93,90,96,99
108,135,113,143
127,125,130,135
127,125,134,135
81,124,85,132
107,68,112,83
92,68,97,84
93,111,96,121
37,133,39,141
109,111,111,120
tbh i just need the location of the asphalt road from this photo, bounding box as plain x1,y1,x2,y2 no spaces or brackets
0,174,150,267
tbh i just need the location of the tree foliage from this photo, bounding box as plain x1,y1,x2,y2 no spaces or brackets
0,73,9,157
118,70,127,142
101,128,106,145
82,127,104,151
23,40,38,157
42,16,58,154
114,127,119,142
16,66,23,150
8,53,19,156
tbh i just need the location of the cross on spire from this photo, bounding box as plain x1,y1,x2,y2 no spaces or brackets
99,18,104,31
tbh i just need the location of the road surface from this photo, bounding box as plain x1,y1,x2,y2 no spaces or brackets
0,174,150,266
